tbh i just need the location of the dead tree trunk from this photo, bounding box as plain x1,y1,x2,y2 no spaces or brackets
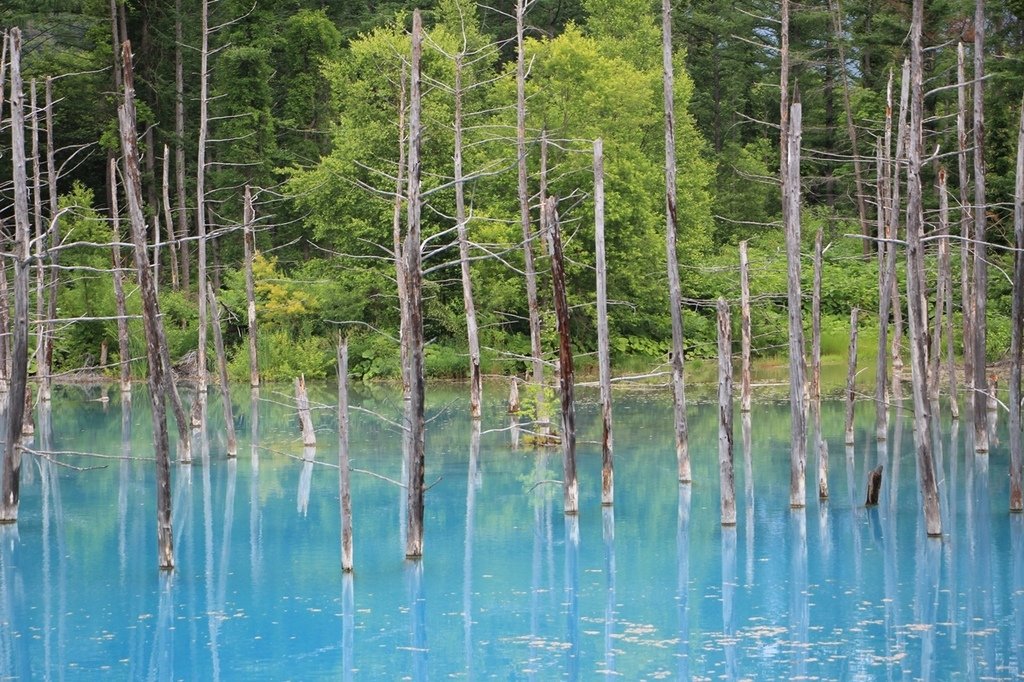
31,81,46,403
865,465,883,506
243,186,259,388
594,139,613,506
828,0,870,256
662,0,690,482
195,0,210,394
889,60,911,400
874,90,891,440
207,283,236,457
739,240,752,412
546,197,577,516
516,0,547,434
972,0,990,454
957,43,974,404
717,298,735,526
109,158,132,394
1009,95,1024,512
811,227,824,402
41,77,60,403
338,338,353,571
392,65,409,397
118,41,174,568
161,145,178,291
905,0,942,536
0,35,8,392
295,376,316,447
785,94,808,508
931,169,951,406
174,0,189,291
0,29,31,524
844,308,858,444
404,11,427,559
454,53,482,420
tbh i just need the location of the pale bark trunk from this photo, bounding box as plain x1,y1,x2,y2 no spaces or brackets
295,376,316,447
516,0,546,433
196,0,210,394
41,77,60,402
0,29,31,524
905,0,942,536
454,54,481,419
739,240,752,412
207,282,236,457
874,84,892,440
117,41,175,567
811,227,823,402
662,0,690,482
889,60,911,398
785,96,807,508
338,338,353,571
973,0,990,453
1009,94,1024,512
594,139,613,506
31,81,46,402
931,169,951,406
404,11,427,559
546,197,577,516
162,145,179,291
174,0,190,291
957,43,974,402
844,308,858,444
827,0,870,256
393,66,409,397
243,186,259,387
0,35,8,391
144,126,161,291
109,158,132,394
717,298,735,525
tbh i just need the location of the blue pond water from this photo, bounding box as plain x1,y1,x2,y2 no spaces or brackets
0,383,1021,679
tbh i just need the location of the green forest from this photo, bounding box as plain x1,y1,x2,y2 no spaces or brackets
2,0,1023,383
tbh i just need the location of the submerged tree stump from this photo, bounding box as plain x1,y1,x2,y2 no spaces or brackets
717,298,736,526
295,375,316,447
865,465,884,507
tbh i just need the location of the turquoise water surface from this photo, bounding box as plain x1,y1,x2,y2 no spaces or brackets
0,383,1021,679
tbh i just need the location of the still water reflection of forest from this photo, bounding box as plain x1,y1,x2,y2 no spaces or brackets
0,382,1021,679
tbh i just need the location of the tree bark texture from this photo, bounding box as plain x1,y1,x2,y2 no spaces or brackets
785,96,807,508
844,308,858,445
546,197,578,516
0,29,31,524
109,157,132,394
338,338,353,571
195,0,210,394
243,186,259,388
717,298,735,525
973,0,990,453
1009,95,1024,512
594,139,614,506
739,240,752,412
662,0,690,482
118,41,175,568
957,43,974,402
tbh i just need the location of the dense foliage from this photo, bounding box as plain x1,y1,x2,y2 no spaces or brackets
1,0,1021,381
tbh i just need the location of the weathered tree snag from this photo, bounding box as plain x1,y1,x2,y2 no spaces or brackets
243,186,259,388
508,377,520,414
0,29,31,524
1009,95,1024,513
294,375,316,447
516,0,547,435
827,0,870,256
662,0,690,482
717,298,735,525
889,60,911,398
161,145,178,292
931,169,951,406
392,65,409,397
207,283,236,457
546,198,578,516
739,240,752,412
905,0,942,537
874,100,891,441
195,0,210,395
865,465,883,506
109,158,132,394
973,0,990,454
0,38,9,392
404,11,427,559
594,139,614,506
811,227,824,402
117,41,174,568
454,53,481,420
785,94,808,508
844,308,858,445
41,77,60,403
174,0,190,292
957,43,974,404
338,338,353,571
31,80,46,402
